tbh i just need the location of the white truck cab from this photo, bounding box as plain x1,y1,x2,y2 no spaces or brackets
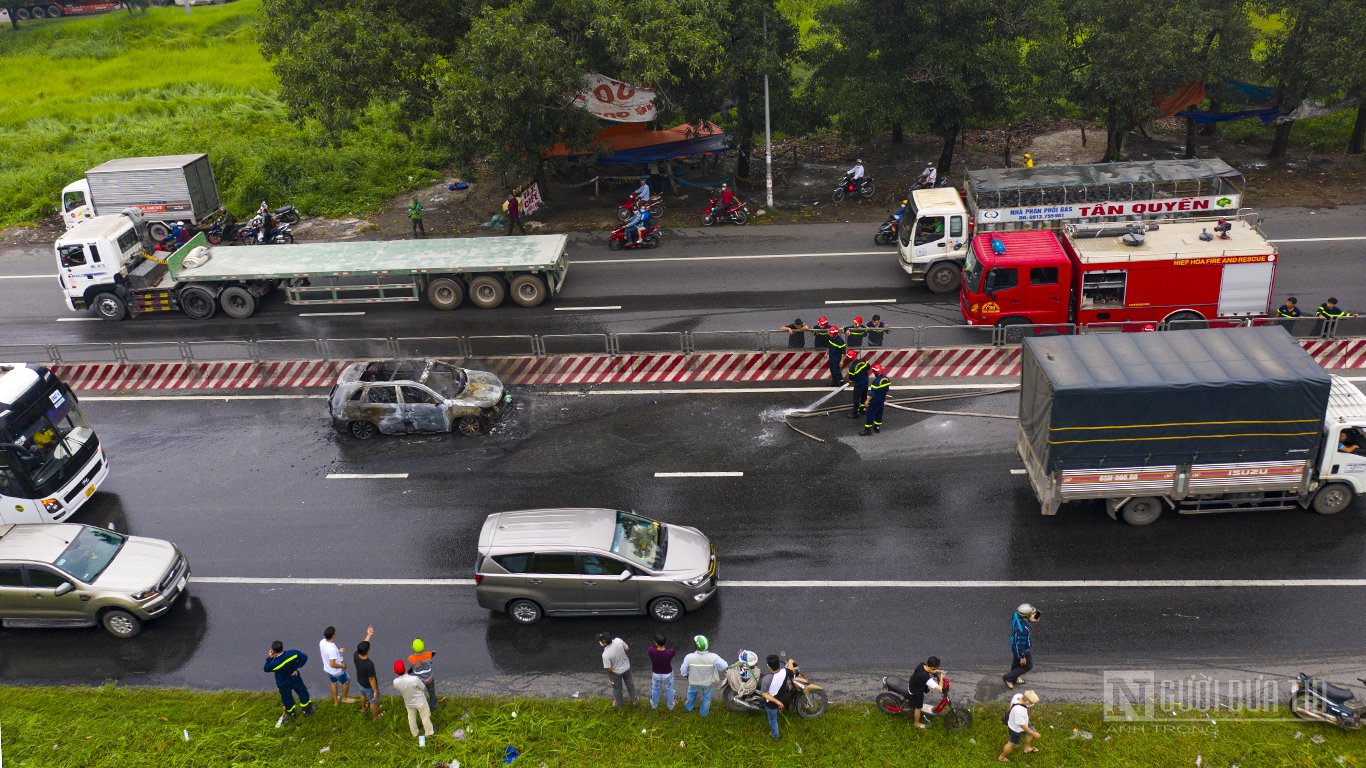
1318,376,1366,503
60,178,95,230
896,187,971,294
55,214,144,316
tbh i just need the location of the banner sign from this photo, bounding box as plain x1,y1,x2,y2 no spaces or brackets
571,73,657,123
519,183,544,217
975,194,1240,224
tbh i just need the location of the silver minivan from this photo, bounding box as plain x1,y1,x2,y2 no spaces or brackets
475,508,718,624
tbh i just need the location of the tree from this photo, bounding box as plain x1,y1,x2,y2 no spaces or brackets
1178,1,1256,158
1297,0,1366,153
1258,0,1331,158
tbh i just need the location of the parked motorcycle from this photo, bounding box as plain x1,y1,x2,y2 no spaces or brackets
1290,673,1366,729
270,204,301,224
833,174,876,203
204,218,251,245
911,176,950,191
616,193,666,222
701,196,748,226
875,671,973,730
608,222,660,250
243,215,295,245
718,652,827,718
874,213,900,246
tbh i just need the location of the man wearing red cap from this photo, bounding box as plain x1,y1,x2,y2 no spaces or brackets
844,316,867,348
824,326,847,386
861,364,891,435
392,659,435,746
843,350,870,418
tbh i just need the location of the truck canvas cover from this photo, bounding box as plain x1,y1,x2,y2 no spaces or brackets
968,159,1243,209
1019,327,1330,471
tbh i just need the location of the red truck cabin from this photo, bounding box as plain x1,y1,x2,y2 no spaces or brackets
960,230,1070,326
961,219,1277,328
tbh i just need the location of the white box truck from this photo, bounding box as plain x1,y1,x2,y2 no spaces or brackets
60,154,221,241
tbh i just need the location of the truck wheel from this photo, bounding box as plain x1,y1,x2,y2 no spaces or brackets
46,5,62,16
146,222,170,242
178,285,217,320
926,262,962,294
92,292,128,322
509,274,547,308
1120,496,1163,526
14,7,30,20
218,286,257,319
1163,311,1206,330
426,277,464,311
467,275,506,309
101,609,142,639
998,317,1032,343
1312,483,1353,515
29,6,45,18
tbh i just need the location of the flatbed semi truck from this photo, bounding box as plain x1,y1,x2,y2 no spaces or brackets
55,214,569,321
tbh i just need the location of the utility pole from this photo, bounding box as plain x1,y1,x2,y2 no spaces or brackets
763,12,774,209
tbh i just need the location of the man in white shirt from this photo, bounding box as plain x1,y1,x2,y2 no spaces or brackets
679,634,729,716
760,654,794,740
634,177,651,202
918,163,937,188
319,626,353,705
847,160,865,180
598,633,638,707
999,690,1042,762
392,660,434,747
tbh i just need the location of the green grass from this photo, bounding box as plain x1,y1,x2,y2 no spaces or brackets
1217,108,1357,154
0,1,448,227
2,684,1362,767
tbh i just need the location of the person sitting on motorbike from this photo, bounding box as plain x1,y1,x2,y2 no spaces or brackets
907,656,942,729
847,159,865,182
636,207,653,243
634,176,651,203
917,163,937,188
719,183,740,212
892,198,908,221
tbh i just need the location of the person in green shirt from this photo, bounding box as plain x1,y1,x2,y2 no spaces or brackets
408,198,425,237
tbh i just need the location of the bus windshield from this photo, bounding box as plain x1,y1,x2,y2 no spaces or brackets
53,526,125,583
7,387,95,496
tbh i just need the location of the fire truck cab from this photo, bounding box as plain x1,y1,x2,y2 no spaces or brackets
961,217,1277,330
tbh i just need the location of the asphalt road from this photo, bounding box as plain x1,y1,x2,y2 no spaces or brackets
1,206,1363,351
7,386,1366,699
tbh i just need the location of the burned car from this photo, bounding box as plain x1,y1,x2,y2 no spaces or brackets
329,359,508,439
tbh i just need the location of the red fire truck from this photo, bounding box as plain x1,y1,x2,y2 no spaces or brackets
960,217,1278,330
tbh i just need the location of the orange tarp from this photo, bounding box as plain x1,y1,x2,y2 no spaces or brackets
545,121,724,158
1156,80,1207,118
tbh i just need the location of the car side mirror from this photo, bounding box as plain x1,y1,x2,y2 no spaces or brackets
617,570,632,581
54,582,74,596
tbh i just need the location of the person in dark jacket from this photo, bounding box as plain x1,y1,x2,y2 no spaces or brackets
266,640,316,718
824,327,847,386
860,364,890,435
1277,297,1302,318
812,316,832,350
844,316,867,348
866,314,889,346
782,318,811,349
843,350,870,418
1317,297,1348,319
1003,603,1041,689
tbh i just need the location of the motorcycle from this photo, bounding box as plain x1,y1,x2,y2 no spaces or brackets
154,223,195,252
608,222,660,250
874,213,900,246
204,218,251,245
876,671,973,730
832,174,876,203
242,215,295,245
616,193,666,223
1290,673,1366,729
270,204,301,224
718,652,828,718
911,176,950,191
701,196,749,226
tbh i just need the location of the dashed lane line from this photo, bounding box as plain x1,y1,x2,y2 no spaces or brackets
191,576,1366,588
299,312,366,317
55,317,101,322
553,305,621,311
326,473,409,479
654,471,744,478
825,299,898,305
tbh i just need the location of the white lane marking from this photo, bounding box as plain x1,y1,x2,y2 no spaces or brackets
1009,469,1027,475
192,576,1366,588
0,274,57,280
825,299,898,305
299,312,366,317
654,471,744,478
56,317,101,322
326,473,409,480
1271,236,1366,243
573,250,883,265
553,305,621,311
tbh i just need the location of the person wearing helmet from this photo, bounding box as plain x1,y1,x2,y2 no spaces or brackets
719,182,740,212
812,316,832,350
634,176,651,202
844,315,867,348
916,163,937,189
860,363,891,435
1023,152,1034,168
847,159,865,181
843,350,871,419
1003,603,1041,689
825,326,848,386
406,638,437,710
680,634,728,716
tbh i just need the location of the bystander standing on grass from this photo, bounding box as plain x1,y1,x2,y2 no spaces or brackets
999,690,1042,762
392,660,435,747
680,634,728,716
598,632,638,707
647,633,676,710
264,640,315,723
319,625,354,705
407,638,437,711
353,625,382,721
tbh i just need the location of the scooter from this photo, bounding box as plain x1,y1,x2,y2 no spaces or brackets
1290,673,1366,729
616,193,666,222
701,197,748,226
242,215,295,245
876,671,973,730
718,653,828,718
911,176,949,191
874,213,900,246
832,174,876,203
154,223,195,252
205,218,251,245
270,204,301,224
608,222,660,250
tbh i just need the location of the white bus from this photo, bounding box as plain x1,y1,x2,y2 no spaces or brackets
0,365,108,523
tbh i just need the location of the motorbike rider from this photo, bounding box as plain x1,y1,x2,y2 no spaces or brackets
624,203,653,245
917,163,937,189
719,183,740,215
256,200,273,245
906,656,943,729
634,176,651,204
845,159,867,193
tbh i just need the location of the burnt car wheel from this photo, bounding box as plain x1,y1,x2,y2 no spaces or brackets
348,420,378,440
456,416,483,437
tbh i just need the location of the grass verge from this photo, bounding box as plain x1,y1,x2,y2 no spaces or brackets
0,1,448,227
1,685,1360,768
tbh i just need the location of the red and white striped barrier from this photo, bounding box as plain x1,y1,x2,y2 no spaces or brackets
48,340,1366,392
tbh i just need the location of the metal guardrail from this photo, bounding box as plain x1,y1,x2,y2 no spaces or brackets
5,317,1356,365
